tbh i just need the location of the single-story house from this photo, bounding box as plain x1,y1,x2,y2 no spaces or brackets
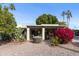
17,24,65,41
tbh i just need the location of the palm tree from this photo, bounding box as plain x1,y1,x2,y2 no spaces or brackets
0,4,2,15
61,11,66,21
9,4,16,10
0,4,15,11
66,10,72,27
0,4,2,10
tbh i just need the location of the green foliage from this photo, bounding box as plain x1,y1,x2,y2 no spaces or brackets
58,21,67,25
10,4,16,10
0,4,17,40
1,33,11,41
51,36,60,46
14,28,26,42
36,14,58,25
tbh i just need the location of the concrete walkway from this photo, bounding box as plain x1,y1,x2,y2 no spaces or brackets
0,41,79,56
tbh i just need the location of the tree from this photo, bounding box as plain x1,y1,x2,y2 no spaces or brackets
10,4,16,10
61,11,66,21
58,21,66,25
66,10,72,27
36,14,58,25
0,4,17,40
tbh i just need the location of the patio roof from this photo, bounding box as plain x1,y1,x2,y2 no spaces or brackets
16,24,66,28
27,24,65,28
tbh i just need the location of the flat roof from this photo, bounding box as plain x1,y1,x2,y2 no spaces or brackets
27,24,65,28
17,24,66,28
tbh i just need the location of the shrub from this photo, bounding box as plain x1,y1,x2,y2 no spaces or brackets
55,27,74,43
14,28,26,42
51,36,60,46
0,33,11,41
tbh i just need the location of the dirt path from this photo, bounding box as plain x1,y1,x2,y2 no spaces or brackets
0,41,79,56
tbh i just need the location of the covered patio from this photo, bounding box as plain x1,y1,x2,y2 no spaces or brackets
26,24,65,41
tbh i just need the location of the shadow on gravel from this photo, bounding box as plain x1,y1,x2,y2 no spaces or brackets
72,42,79,47
44,40,51,46
44,39,79,54
0,40,11,46
58,45,79,53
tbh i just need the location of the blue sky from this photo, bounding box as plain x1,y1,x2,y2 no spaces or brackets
9,3,79,29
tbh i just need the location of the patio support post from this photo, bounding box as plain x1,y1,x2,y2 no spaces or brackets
27,28,30,41
42,27,45,40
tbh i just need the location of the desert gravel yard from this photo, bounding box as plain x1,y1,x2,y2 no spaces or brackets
0,41,79,56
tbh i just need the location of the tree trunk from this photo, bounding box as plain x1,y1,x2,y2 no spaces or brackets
63,16,64,22
67,18,69,27
67,18,70,27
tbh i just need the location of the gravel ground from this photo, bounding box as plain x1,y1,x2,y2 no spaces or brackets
0,40,79,56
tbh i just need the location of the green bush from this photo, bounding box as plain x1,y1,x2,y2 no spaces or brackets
14,28,26,42
0,32,12,41
51,36,60,46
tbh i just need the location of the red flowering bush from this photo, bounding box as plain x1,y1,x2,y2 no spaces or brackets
55,27,74,43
